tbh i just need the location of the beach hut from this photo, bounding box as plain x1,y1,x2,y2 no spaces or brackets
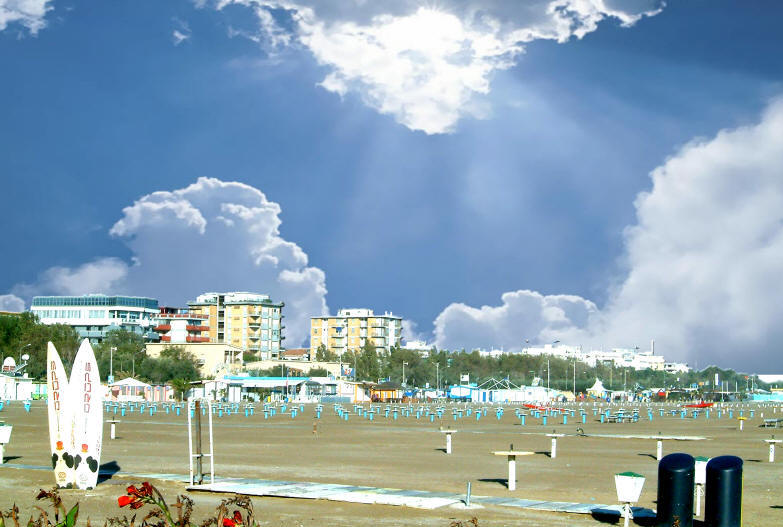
110,377,151,401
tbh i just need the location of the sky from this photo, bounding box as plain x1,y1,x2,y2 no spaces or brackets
2,1,783,372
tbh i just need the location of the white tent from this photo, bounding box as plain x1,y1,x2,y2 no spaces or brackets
587,378,607,397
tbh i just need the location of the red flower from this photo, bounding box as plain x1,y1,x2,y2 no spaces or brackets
233,511,243,524
120,482,154,509
118,495,136,508
126,482,153,498
222,519,235,527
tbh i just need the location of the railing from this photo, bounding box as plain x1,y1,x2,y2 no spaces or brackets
154,324,171,331
186,325,210,331
186,336,210,343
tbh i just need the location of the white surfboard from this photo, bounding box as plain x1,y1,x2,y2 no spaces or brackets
70,339,103,490
47,342,74,488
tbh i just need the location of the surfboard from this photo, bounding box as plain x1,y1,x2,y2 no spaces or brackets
47,342,74,488
70,339,103,490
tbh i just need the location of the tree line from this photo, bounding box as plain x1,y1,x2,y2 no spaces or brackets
315,342,767,395
2,312,767,397
0,313,199,386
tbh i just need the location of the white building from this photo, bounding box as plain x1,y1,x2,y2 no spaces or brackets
520,341,686,373
31,294,160,342
402,339,433,357
478,348,506,358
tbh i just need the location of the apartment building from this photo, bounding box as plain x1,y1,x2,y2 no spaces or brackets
310,308,402,356
31,294,160,342
152,307,210,344
187,292,284,360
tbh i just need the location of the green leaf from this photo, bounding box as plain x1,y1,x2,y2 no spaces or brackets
62,504,79,527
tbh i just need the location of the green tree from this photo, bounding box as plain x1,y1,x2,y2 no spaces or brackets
1,312,81,379
93,329,145,380
356,340,381,381
170,378,192,401
138,346,200,384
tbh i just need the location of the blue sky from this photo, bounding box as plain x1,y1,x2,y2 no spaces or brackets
2,1,783,371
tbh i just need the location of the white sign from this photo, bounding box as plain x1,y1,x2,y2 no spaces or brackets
460,374,469,383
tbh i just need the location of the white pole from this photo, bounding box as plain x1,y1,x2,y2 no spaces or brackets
623,503,631,527
110,422,116,440
446,433,452,454
208,399,214,483
551,437,557,459
695,484,703,516
0,444,4,465
657,440,663,461
508,455,516,491
770,443,775,463
187,400,194,485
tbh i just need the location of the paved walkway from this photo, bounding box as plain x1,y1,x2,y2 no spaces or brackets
1,462,655,519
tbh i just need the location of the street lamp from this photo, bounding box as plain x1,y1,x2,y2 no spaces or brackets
435,362,439,392
18,343,31,363
547,358,550,392
402,361,408,386
110,346,116,383
573,359,576,397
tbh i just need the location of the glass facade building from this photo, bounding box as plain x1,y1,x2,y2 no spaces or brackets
31,294,160,343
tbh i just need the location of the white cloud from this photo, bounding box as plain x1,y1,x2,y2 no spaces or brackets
12,258,129,299
208,1,664,134
172,17,192,46
433,99,783,371
0,0,52,34
401,318,427,345
434,290,597,351
173,29,190,45
9,178,329,346
0,294,25,312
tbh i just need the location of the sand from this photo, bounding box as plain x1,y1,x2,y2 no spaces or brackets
0,401,781,526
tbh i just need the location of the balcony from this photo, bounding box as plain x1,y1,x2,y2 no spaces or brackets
186,325,209,332
186,336,210,343
154,324,171,332
160,335,171,342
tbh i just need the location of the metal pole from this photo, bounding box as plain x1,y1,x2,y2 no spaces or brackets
547,359,550,392
194,400,203,484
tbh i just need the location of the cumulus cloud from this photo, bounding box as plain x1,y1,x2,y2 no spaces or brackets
433,99,783,372
401,318,427,345
434,290,597,351
0,294,25,312
206,0,664,133
9,178,329,346
0,0,53,34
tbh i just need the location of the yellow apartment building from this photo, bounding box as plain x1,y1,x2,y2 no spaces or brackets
310,308,402,356
187,292,284,360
